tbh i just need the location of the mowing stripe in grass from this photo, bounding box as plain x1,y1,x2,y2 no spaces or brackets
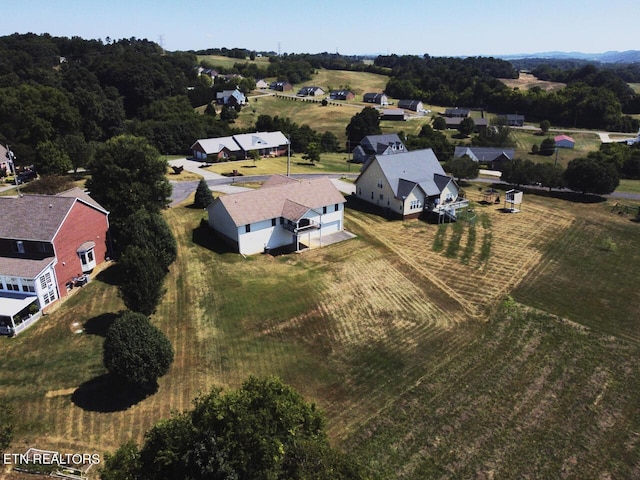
432,224,447,252
445,221,464,258
461,224,477,264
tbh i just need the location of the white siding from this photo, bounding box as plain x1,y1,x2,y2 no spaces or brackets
208,201,239,244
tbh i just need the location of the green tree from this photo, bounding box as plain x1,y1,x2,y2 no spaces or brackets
63,134,94,174
220,104,238,122
35,140,72,175
501,159,536,187
118,245,166,315
0,398,15,453
319,131,340,152
457,117,475,137
302,142,321,164
345,107,381,151
100,377,365,480
86,135,172,226
117,209,177,271
447,155,480,182
194,178,214,208
564,157,620,195
103,311,174,391
432,116,447,130
534,162,565,190
540,119,551,134
539,137,557,156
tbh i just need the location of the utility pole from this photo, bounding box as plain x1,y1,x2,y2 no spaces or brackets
6,145,20,195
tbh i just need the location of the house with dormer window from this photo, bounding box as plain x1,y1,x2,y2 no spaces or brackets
0,188,109,335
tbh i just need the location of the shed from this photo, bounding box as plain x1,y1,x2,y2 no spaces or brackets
554,134,575,149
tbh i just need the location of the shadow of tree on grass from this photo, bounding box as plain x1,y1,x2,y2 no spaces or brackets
72,373,157,412
83,312,119,337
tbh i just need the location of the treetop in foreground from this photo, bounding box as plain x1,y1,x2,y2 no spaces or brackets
101,376,365,480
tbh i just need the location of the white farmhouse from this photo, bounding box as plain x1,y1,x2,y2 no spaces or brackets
207,175,346,255
355,149,468,221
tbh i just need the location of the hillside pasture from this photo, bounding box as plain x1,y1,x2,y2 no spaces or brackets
500,72,566,92
197,54,271,70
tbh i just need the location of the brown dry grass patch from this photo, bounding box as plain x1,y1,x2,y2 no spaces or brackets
500,72,566,92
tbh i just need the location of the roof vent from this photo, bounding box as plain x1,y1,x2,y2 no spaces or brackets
49,203,53,208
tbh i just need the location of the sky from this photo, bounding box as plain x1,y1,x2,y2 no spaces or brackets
3,0,638,57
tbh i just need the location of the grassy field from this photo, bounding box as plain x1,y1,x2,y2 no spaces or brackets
197,54,271,70
202,152,353,175
3,184,640,478
500,72,566,92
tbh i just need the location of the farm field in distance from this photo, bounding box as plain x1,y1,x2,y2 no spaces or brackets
2,182,640,478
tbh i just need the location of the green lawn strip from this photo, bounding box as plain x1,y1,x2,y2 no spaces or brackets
432,224,447,252
444,221,464,258
346,303,640,479
203,151,352,176
460,223,476,264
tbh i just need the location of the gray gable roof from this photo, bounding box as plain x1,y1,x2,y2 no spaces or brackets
0,190,107,242
454,146,515,162
361,149,448,199
360,134,406,155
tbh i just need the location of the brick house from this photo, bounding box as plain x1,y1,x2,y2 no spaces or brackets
0,188,110,335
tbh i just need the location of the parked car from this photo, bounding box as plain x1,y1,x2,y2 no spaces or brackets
16,170,37,184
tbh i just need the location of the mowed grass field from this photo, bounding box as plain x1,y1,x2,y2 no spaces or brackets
2,184,640,478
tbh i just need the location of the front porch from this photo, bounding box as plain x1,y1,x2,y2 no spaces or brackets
0,293,42,336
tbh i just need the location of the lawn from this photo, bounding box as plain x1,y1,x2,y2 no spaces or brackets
197,54,271,71
3,184,640,479
202,152,354,176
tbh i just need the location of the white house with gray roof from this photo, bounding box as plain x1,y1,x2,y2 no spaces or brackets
355,149,467,220
191,131,289,161
208,175,346,255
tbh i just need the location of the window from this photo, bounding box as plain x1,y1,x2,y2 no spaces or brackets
40,272,52,290
379,194,384,200
245,224,251,233
16,241,25,254
335,204,339,211
272,218,277,227
6,278,19,291
323,206,327,214
22,280,35,293
377,179,383,188
280,217,284,225
371,192,374,199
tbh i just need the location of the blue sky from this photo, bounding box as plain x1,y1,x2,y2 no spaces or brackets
3,0,638,56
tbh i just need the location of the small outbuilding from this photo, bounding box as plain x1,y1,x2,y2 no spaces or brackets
554,134,575,149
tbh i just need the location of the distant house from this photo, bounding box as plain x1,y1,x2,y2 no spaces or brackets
352,134,407,164
363,93,389,105
380,109,406,121
444,108,470,117
355,149,467,220
207,175,347,255
0,188,110,335
270,81,293,92
255,79,269,89
397,100,424,112
191,131,290,161
443,117,489,132
198,67,219,79
554,134,575,148
297,86,325,97
0,144,11,173
498,114,525,127
454,146,514,169
216,88,247,106
329,90,355,100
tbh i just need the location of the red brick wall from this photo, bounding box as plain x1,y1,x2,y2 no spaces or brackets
53,201,109,298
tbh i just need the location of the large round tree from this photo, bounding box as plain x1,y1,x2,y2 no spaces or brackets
103,311,173,391
564,157,620,195
86,134,172,223
345,107,381,151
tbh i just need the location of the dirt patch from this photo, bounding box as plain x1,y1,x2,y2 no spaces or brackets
45,388,76,398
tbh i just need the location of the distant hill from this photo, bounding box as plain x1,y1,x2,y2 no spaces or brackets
499,50,640,63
